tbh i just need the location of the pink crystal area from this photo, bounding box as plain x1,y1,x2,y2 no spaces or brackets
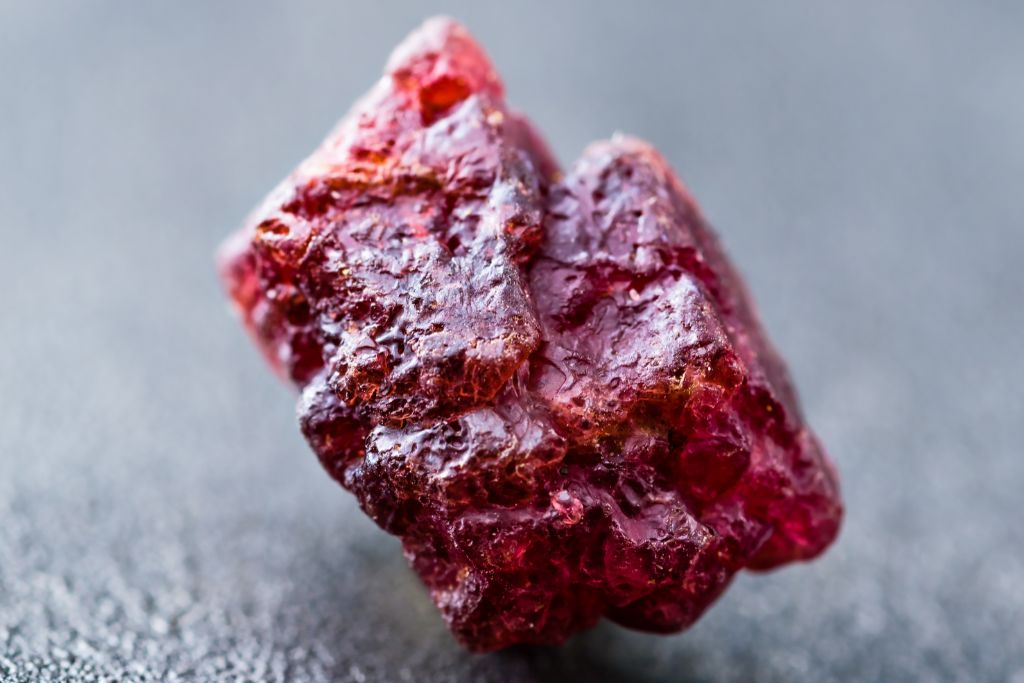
218,17,842,651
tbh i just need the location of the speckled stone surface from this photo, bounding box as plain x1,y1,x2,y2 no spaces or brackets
1,2,1022,682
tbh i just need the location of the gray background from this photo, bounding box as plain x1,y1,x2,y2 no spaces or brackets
1,2,1022,681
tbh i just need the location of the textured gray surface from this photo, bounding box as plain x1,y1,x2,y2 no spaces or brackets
1,2,1022,681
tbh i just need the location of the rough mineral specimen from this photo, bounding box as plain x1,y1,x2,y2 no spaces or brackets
218,17,842,651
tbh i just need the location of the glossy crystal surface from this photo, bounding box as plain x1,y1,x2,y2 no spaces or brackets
218,17,842,651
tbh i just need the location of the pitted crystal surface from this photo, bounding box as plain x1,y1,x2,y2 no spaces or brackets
218,16,842,651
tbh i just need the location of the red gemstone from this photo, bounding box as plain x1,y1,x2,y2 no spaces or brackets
218,17,842,651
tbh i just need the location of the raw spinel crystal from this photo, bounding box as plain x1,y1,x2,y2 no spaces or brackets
218,17,842,651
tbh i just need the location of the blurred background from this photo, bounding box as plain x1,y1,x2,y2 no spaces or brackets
1,2,1022,681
